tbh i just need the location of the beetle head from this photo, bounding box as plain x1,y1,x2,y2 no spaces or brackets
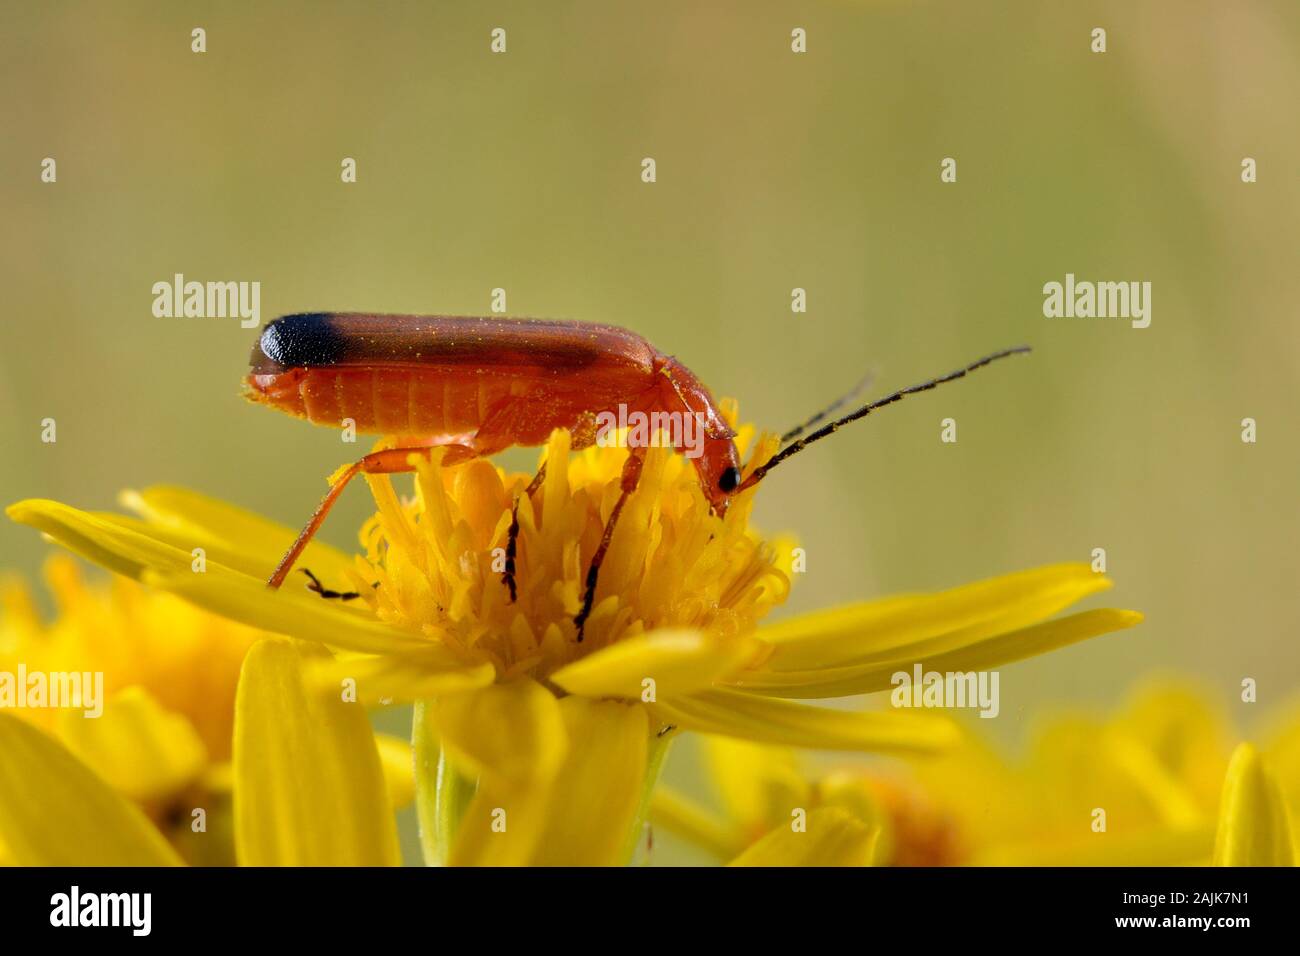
692,436,742,517
656,357,743,517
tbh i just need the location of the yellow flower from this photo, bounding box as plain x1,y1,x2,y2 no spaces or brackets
659,682,1297,867
0,556,256,865
0,557,414,865
651,735,962,866
0,637,403,866
7,412,1141,866
1213,743,1295,866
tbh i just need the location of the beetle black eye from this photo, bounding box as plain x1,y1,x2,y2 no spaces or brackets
718,466,740,493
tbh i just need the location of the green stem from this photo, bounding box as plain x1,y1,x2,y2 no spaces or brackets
413,700,476,866
411,700,440,866
619,729,675,866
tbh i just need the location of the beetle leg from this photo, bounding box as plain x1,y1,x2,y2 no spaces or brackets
267,442,478,590
299,567,362,601
573,450,645,642
501,462,548,603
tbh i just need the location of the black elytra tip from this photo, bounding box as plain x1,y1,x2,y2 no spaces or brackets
253,313,348,370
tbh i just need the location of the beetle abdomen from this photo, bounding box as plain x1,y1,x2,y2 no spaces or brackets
246,366,525,435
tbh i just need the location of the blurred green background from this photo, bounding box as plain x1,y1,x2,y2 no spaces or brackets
3,2,1298,862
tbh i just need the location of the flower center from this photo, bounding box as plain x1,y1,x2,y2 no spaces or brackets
347,419,790,681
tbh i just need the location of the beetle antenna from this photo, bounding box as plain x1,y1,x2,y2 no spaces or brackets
738,346,1031,492
779,369,876,446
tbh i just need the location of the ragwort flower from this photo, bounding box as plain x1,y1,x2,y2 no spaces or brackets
7,408,1141,866
0,636,408,866
0,558,414,865
654,682,1296,867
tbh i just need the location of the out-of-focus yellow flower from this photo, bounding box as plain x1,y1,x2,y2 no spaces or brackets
659,683,1300,867
914,683,1232,865
651,735,960,866
660,681,1300,868
0,558,414,866
7,408,1141,866
0,556,257,865
937,683,1300,866
0,637,403,866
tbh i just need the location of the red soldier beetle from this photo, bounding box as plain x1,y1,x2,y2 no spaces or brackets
244,312,1029,640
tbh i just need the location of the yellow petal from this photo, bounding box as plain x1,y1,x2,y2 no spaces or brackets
651,689,958,753
9,497,434,659
1263,704,1300,805
700,735,810,835
437,688,653,866
549,628,764,699
308,651,495,706
756,563,1113,672
375,733,415,809
649,787,744,860
121,484,355,584
8,499,194,581
728,807,879,866
436,680,567,867
1102,730,1206,830
57,687,208,803
233,638,400,866
977,826,1214,866
145,567,436,658
0,713,182,866
1115,681,1230,811
526,698,650,866
203,761,235,794
449,786,555,867
732,608,1143,698
432,679,566,788
1213,743,1295,866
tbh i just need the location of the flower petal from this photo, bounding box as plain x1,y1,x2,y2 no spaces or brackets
233,638,400,866
730,609,1143,698
9,498,435,659
1212,743,1295,866
57,687,208,803
728,807,879,866
145,567,436,658
432,679,566,787
651,689,958,753
121,484,355,583
0,713,183,866
525,697,650,866
435,687,653,866
976,826,1214,866
375,733,416,809
700,735,809,835
755,563,1113,672
435,680,567,866
8,499,193,581
309,652,496,706
549,628,765,699
649,787,744,860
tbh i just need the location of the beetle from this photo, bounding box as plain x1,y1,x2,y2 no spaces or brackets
245,312,1028,638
